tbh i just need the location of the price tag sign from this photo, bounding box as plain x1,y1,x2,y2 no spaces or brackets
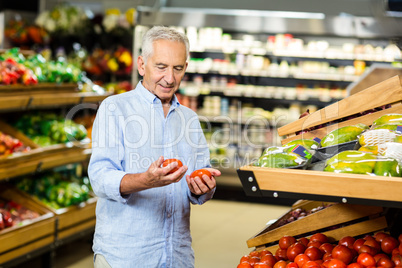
291,145,312,159
313,137,321,143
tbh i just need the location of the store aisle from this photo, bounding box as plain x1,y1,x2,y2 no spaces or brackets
26,199,290,268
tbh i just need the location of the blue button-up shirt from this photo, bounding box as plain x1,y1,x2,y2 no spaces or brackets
88,82,214,267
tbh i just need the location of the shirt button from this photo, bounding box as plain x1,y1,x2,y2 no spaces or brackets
167,213,171,218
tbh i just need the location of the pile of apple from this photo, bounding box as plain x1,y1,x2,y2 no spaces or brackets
238,232,402,268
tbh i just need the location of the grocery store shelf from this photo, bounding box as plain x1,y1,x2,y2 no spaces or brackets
237,166,402,208
190,48,399,63
185,70,359,82
0,92,111,112
0,146,92,181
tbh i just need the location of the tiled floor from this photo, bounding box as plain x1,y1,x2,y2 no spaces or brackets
42,198,290,268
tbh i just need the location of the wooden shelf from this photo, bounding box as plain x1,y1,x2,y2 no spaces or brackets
236,75,402,208
0,186,55,264
237,165,402,208
0,91,111,112
0,146,92,181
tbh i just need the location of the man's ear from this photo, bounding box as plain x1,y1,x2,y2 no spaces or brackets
137,56,145,76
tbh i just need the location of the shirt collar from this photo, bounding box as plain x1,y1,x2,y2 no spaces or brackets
136,81,181,109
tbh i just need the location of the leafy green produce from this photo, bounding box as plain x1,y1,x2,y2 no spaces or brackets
15,171,92,209
13,113,87,146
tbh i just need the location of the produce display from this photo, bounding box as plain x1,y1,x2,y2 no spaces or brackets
324,150,402,176
320,124,367,148
0,131,30,157
13,113,87,147
276,203,333,227
253,113,402,177
0,54,38,85
238,232,402,268
1,47,83,84
15,171,92,210
0,198,40,230
253,140,315,168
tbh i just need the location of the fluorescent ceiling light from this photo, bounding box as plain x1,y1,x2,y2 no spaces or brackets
159,7,326,20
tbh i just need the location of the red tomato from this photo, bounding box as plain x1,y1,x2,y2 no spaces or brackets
305,246,324,261
287,242,307,262
323,252,333,261
323,259,332,268
190,168,211,183
274,260,288,268
357,252,376,267
260,250,273,257
249,256,261,266
364,235,375,241
377,257,396,268
314,259,323,265
374,232,390,243
280,236,297,250
240,255,250,263
302,261,321,268
295,254,311,268
261,253,277,267
256,263,272,268
310,233,330,244
308,241,323,248
347,263,364,268
320,243,335,254
353,239,366,253
238,263,252,268
327,259,347,268
375,253,390,262
358,245,377,256
382,236,400,255
364,239,381,253
162,159,183,174
250,251,261,257
299,237,310,247
393,248,401,256
392,254,402,267
276,248,288,261
286,262,299,268
339,236,356,249
332,245,354,264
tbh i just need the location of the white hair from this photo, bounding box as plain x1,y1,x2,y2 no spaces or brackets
141,26,190,65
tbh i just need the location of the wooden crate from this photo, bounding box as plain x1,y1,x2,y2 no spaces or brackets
278,75,402,144
52,197,97,241
247,200,385,251
0,120,91,180
19,190,97,241
256,215,388,254
0,83,111,111
0,83,78,96
0,185,55,264
237,75,402,208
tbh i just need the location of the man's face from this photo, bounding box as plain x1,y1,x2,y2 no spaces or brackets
137,39,188,104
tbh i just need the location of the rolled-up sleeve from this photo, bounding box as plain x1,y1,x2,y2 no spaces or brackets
88,99,130,203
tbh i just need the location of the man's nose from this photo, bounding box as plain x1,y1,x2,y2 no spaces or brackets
164,68,175,84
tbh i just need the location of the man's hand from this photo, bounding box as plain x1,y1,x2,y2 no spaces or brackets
186,168,221,196
120,156,188,195
145,156,188,188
